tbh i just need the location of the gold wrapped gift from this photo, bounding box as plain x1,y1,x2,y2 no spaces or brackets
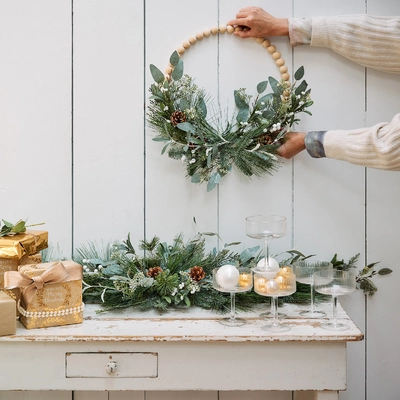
0,290,16,336
0,253,42,289
0,230,48,259
4,260,84,329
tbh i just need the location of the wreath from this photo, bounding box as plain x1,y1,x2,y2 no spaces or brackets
147,25,313,191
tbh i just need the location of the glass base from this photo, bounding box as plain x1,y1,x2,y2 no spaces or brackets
320,321,350,331
260,311,287,319
261,323,291,333
300,309,327,318
219,317,247,327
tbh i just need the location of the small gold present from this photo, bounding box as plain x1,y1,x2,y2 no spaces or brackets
4,260,84,329
0,290,16,336
0,230,47,289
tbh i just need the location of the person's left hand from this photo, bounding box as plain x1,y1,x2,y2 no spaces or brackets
277,132,306,159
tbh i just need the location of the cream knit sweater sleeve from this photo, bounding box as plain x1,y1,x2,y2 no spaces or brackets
289,15,400,170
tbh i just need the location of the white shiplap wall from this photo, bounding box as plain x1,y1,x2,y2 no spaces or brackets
0,0,399,399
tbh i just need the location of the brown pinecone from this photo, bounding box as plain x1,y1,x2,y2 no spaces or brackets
170,110,187,126
147,266,163,278
257,134,274,145
189,266,205,282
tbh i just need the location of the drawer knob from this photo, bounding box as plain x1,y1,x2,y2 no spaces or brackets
106,361,117,374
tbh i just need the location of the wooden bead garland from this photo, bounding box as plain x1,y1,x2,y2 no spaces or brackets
166,25,290,84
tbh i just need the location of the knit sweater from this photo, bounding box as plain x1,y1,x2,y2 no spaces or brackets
289,15,400,170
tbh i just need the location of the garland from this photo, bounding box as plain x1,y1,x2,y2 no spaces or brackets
147,25,313,191
76,233,392,314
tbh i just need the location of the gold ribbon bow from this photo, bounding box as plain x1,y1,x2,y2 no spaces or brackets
4,261,69,306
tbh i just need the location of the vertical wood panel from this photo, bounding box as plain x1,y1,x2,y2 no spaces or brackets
145,0,219,245
109,392,145,400
218,0,293,256
0,392,71,400
220,391,292,400
293,2,367,400
74,392,107,400
73,0,144,248
0,0,72,256
146,392,217,400
365,2,400,400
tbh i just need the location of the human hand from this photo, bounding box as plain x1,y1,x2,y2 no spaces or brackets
227,6,289,38
277,132,306,159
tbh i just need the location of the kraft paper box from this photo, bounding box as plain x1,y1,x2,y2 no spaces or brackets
0,290,16,336
4,260,84,330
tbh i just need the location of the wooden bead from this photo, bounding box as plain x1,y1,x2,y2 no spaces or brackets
234,26,243,32
219,25,227,34
165,66,173,75
272,51,281,60
177,46,186,54
267,45,276,54
196,32,204,40
276,58,285,67
279,65,288,73
226,25,234,34
281,73,290,81
255,37,264,44
203,29,211,37
189,36,197,44
182,41,191,49
262,39,271,48
211,27,219,35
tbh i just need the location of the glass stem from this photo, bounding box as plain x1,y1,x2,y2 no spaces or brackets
310,283,315,313
229,292,236,322
332,296,338,327
271,296,278,327
264,238,270,268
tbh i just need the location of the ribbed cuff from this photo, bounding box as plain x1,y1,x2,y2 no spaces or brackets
288,18,312,47
305,131,327,158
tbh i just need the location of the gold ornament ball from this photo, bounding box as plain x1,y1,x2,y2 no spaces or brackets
266,279,279,294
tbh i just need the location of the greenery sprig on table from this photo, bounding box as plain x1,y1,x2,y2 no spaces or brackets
76,233,391,314
0,218,45,237
148,51,313,191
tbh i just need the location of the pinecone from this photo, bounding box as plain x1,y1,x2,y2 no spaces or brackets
257,134,274,145
189,266,205,282
147,266,163,278
170,110,187,126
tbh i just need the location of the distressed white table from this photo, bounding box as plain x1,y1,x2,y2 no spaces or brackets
0,302,363,399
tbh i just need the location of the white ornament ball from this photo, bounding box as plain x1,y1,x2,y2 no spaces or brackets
216,265,240,289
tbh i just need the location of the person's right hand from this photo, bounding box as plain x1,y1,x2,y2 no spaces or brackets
227,6,289,38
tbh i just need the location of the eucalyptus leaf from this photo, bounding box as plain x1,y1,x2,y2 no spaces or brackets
161,143,170,155
177,121,196,134
234,90,248,109
295,80,308,96
179,98,190,111
256,81,268,94
171,59,184,80
169,51,180,67
378,268,393,275
236,107,249,123
257,93,273,106
207,172,222,191
149,64,165,84
198,97,207,117
101,264,125,277
294,66,304,80
268,77,281,95
191,173,201,183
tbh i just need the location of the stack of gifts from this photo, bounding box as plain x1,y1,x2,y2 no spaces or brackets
4,260,84,329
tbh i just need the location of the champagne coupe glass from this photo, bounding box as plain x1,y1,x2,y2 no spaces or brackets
253,268,296,332
212,266,253,327
293,260,333,318
245,215,286,273
314,269,356,331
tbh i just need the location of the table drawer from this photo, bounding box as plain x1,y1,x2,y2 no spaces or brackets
66,352,158,378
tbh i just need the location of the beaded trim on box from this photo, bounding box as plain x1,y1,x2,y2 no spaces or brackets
17,300,85,318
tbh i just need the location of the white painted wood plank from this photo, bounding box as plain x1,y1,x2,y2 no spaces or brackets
74,392,107,400
73,0,145,246
218,0,293,255
0,392,71,400
220,391,291,400
144,0,219,245
109,392,145,400
0,0,72,256
146,392,217,400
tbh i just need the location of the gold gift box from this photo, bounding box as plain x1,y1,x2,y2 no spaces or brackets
0,230,48,289
4,260,84,330
0,290,16,336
